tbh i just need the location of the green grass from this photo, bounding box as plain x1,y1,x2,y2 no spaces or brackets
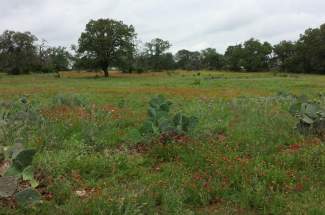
0,71,324,214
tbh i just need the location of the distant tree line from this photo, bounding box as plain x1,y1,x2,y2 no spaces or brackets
1,19,324,75
0,30,71,74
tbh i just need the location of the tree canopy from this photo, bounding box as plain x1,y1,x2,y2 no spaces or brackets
76,18,136,77
0,30,38,74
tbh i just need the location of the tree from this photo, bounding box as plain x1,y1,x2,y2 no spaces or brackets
224,39,272,72
175,49,202,70
144,38,172,71
241,39,272,72
47,46,72,71
273,40,298,72
224,44,244,71
77,18,136,77
0,30,38,74
160,52,175,70
297,24,325,74
272,23,325,74
201,48,224,70
34,42,72,73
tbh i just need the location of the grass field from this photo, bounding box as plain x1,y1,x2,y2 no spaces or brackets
0,71,324,214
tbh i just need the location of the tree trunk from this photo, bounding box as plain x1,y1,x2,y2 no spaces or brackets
103,68,109,77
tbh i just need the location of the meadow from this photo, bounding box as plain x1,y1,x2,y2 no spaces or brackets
0,71,324,214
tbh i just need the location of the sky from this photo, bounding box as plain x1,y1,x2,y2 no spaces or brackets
1,0,325,53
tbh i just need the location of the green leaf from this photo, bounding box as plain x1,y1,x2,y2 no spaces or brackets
4,165,21,177
12,149,36,171
10,143,24,159
301,115,314,124
158,117,173,133
15,188,41,207
305,103,320,119
22,166,39,188
289,102,302,115
148,107,157,119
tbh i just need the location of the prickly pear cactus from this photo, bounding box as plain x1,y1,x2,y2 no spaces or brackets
15,188,41,207
0,176,17,198
289,101,325,135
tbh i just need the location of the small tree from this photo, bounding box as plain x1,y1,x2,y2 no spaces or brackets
144,38,172,71
77,18,136,77
201,48,224,70
175,49,202,70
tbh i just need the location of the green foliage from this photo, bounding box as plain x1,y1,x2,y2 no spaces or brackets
0,97,43,146
11,149,37,172
51,93,89,107
201,48,225,70
0,73,324,214
289,100,325,136
274,23,325,74
224,38,272,72
0,144,40,205
15,188,41,207
175,49,202,70
141,95,198,139
134,38,174,72
4,146,37,178
77,18,136,77
22,166,39,188
0,30,38,75
0,30,71,74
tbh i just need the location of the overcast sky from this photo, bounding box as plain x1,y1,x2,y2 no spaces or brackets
1,0,325,53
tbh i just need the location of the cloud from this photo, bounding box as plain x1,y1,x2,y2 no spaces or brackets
0,0,324,53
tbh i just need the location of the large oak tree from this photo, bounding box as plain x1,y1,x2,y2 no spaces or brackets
78,19,136,77
77,18,136,77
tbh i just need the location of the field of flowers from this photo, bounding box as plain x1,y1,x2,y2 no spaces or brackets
0,71,324,214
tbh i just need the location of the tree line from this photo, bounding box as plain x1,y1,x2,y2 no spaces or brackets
0,19,324,76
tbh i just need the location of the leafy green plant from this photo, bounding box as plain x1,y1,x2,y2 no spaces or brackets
15,188,41,207
0,97,43,146
0,144,40,206
289,100,325,136
140,95,198,142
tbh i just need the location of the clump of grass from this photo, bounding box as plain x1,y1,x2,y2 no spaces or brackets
51,94,89,108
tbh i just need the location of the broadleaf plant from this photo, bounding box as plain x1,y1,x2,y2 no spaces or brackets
140,95,198,142
289,100,325,136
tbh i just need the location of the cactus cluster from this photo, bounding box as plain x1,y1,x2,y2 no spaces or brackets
0,97,43,146
289,100,325,136
0,97,42,207
0,144,40,206
141,95,198,138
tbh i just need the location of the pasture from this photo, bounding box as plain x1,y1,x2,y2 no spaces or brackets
0,71,324,214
